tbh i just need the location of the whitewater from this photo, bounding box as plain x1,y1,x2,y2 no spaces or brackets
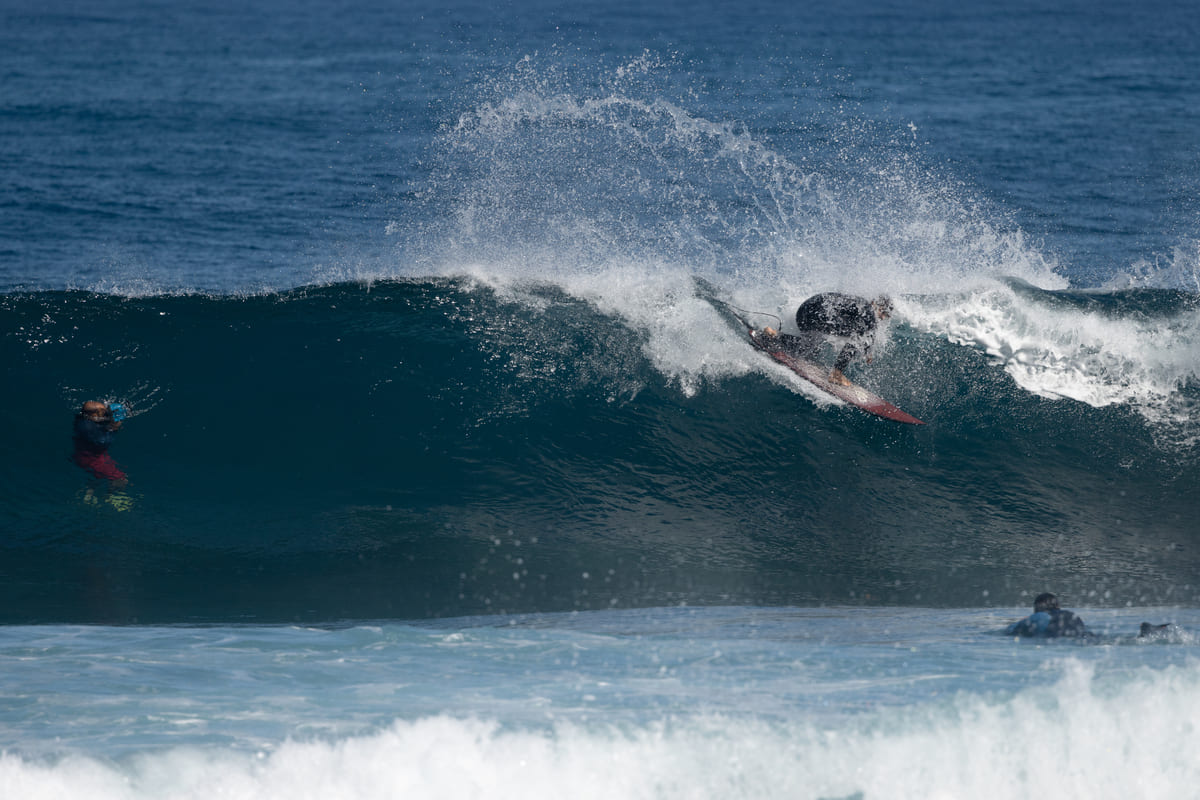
2,608,1199,800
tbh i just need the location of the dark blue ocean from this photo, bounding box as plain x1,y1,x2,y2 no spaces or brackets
3,0,1200,796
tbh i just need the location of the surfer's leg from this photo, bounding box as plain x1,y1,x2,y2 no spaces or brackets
833,342,862,373
780,332,824,361
828,342,863,385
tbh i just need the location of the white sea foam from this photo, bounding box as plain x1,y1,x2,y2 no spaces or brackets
2,660,1197,800
910,283,1200,415
1106,240,1200,293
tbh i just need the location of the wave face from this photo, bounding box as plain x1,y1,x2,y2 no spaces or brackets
3,279,1199,622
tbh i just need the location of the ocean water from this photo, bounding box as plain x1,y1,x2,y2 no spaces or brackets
1,608,1198,799
3,0,1200,796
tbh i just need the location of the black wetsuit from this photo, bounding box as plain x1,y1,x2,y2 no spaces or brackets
770,293,880,371
1005,609,1090,638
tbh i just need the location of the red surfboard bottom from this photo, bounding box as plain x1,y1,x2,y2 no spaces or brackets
761,346,925,425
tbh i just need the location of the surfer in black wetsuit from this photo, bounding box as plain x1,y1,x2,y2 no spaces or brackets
1005,593,1091,638
759,293,893,386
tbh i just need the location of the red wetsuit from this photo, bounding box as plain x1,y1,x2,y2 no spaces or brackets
73,416,127,482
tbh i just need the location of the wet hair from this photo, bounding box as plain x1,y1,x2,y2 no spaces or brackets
1033,592,1060,612
872,296,893,317
79,401,112,420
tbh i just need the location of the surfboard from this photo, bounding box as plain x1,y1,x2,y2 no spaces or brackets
749,328,925,424
703,290,925,425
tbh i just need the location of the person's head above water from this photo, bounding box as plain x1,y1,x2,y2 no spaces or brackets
80,400,112,420
871,296,893,320
1033,592,1061,612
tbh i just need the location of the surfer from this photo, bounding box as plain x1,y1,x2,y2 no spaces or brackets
1005,593,1091,638
759,293,893,386
72,400,128,488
